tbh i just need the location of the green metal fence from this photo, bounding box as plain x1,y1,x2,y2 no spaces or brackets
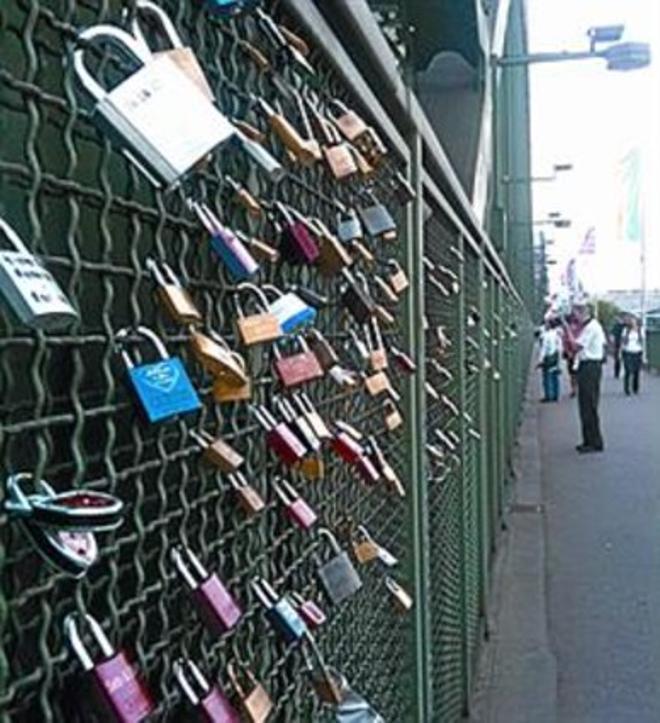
0,1,533,721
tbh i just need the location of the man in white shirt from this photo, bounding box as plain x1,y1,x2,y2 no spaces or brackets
574,302,606,452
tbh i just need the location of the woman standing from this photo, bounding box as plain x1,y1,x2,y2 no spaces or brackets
621,316,644,395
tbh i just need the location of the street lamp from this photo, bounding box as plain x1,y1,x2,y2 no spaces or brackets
496,24,651,71
502,162,573,184
511,217,572,229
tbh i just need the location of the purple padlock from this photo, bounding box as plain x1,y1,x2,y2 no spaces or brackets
276,202,319,265
172,546,242,635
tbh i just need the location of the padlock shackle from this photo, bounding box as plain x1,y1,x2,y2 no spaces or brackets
317,527,341,554
227,660,259,700
130,0,184,57
227,471,248,489
171,545,208,589
235,282,270,315
4,473,36,517
0,218,30,254
64,612,115,671
115,325,169,369
249,404,272,431
73,25,153,104
173,657,210,705
250,576,277,608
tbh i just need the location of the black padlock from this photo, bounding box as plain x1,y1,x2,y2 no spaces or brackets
339,269,375,324
315,528,363,606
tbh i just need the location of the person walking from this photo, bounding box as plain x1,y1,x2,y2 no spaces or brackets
538,318,562,402
610,315,625,379
573,302,606,453
621,315,643,395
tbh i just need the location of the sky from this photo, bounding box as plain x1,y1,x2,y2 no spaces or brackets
527,0,660,299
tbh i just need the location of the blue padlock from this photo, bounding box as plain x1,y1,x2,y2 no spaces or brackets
192,202,259,281
262,284,316,334
251,577,308,645
116,326,201,424
204,0,259,16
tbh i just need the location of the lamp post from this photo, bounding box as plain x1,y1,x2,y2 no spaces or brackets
510,217,572,229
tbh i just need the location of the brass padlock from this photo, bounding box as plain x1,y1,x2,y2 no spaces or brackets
225,175,262,219
188,329,248,385
190,429,244,473
226,661,273,723
257,98,319,166
238,38,271,71
352,525,380,564
298,454,325,481
244,235,280,264
385,576,413,614
303,639,343,705
212,374,252,403
228,472,265,516
363,315,388,372
383,399,403,431
311,218,353,277
234,283,282,347
387,259,409,294
147,258,202,326
328,98,369,144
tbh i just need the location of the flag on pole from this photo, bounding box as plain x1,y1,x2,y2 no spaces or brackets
578,226,596,255
616,148,643,243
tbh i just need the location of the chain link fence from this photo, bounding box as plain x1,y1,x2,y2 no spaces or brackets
0,1,533,721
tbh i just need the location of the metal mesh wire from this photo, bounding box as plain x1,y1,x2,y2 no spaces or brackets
0,1,533,722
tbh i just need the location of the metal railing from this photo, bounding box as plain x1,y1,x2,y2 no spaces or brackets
0,1,533,721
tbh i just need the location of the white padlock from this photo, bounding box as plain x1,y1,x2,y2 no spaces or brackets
0,218,78,330
72,25,235,188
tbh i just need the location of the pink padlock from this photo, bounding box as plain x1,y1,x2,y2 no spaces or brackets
273,477,318,530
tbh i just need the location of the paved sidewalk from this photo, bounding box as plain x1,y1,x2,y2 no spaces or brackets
471,367,660,723
542,368,660,723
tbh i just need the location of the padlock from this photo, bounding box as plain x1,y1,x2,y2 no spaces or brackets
290,592,327,629
358,126,388,166
340,268,375,324
364,370,392,398
302,637,343,706
358,197,397,241
189,330,248,386
374,303,396,326
243,234,280,265
274,203,320,265
330,428,364,464
251,577,308,644
64,612,155,722
232,128,286,184
212,373,252,403
391,170,416,205
5,474,122,578
362,314,388,372
305,329,339,371
386,259,409,295
129,1,213,100
256,98,318,165
390,346,417,374
272,477,318,531
373,274,399,305
278,24,310,57
328,99,370,144
174,657,240,723
350,143,376,177
305,98,357,180
292,392,332,440
354,452,381,486
350,239,376,266
365,436,406,498
227,472,265,516
272,335,324,389
193,202,259,281
234,283,282,346
146,257,202,325
205,0,257,17
262,284,316,334
352,525,380,564
190,429,244,473
172,545,242,634
291,89,323,163
237,38,271,70
224,175,262,219
285,284,329,310
226,662,273,723
116,326,201,423
250,405,307,466
383,399,403,431
73,26,235,188
275,396,321,453
0,217,78,330
315,528,363,606
309,218,353,276
336,208,363,244
255,9,316,76
385,576,414,613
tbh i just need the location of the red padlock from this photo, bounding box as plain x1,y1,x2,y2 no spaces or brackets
290,592,327,629
272,336,324,389
273,477,318,531
172,546,242,635
174,657,240,723
64,613,155,723
251,405,307,466
275,202,320,265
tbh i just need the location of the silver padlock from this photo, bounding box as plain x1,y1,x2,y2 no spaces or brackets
0,218,78,330
72,25,235,188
